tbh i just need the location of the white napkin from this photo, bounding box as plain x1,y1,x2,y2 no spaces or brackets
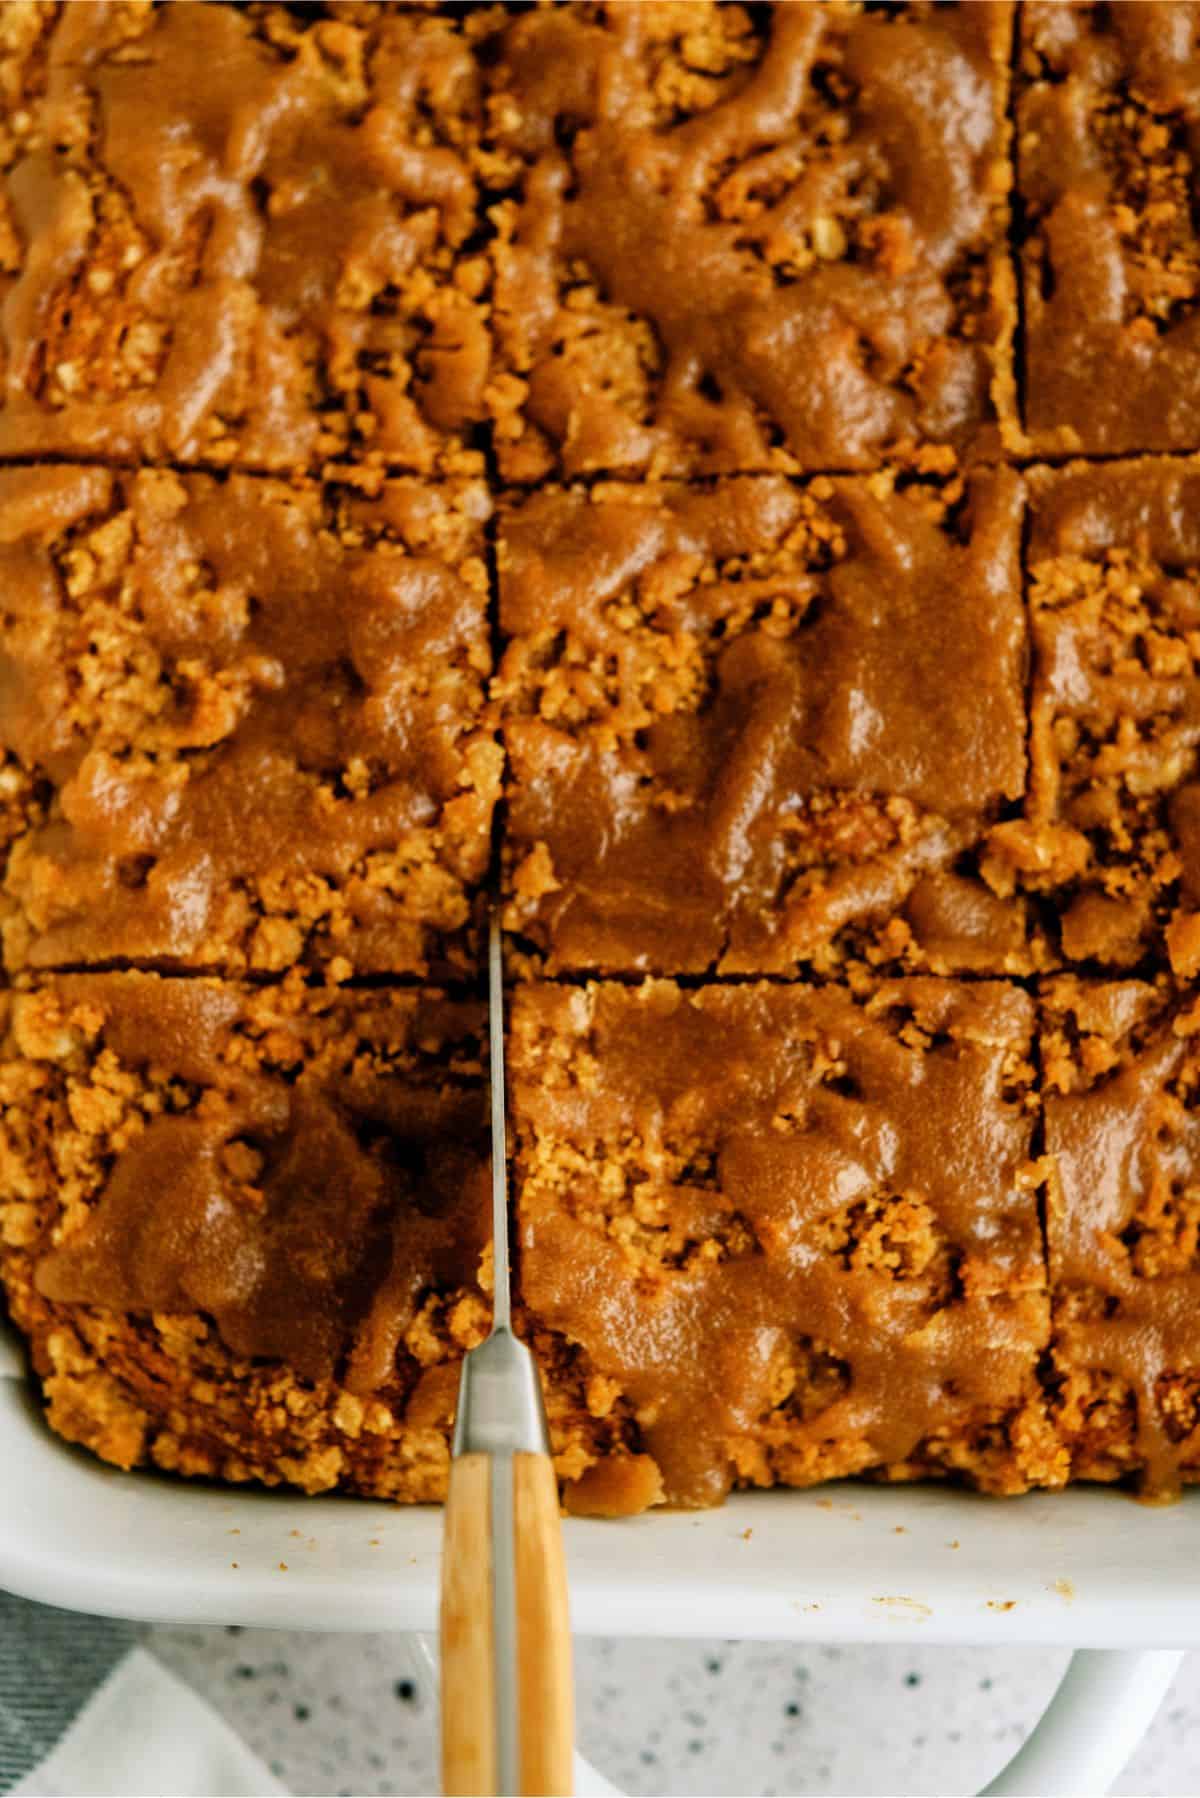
14,1647,287,1798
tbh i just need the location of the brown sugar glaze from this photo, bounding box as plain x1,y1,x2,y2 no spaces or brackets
0,972,646,1498
1019,1,1200,453
501,470,1029,975
513,979,1050,1508
4,0,1200,1513
987,456,1200,978
1043,978,1200,1497
0,464,496,976
28,976,489,1394
488,0,1016,476
0,2,490,470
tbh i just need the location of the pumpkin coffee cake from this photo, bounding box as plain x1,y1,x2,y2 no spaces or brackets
0,463,498,980
3,0,1200,1513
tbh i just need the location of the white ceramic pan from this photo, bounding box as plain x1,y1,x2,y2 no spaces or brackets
0,1327,1193,1795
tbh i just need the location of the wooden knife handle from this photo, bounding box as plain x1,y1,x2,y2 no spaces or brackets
442,1454,496,1797
441,1451,574,1797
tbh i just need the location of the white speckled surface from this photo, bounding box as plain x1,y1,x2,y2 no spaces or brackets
149,1628,1200,1797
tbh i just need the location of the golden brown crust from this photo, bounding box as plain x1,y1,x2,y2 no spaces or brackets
1018,1,1200,455
1040,976,1200,1498
0,973,491,1494
988,457,1200,978
510,976,1059,1509
482,0,1018,479
0,1,496,473
0,465,499,978
499,469,1039,979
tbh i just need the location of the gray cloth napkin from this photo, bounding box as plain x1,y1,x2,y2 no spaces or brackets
0,1596,139,1793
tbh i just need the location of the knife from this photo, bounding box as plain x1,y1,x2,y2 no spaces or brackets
440,911,575,1797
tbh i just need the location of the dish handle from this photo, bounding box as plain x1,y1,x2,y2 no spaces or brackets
416,1639,1181,1796
981,1647,1183,1796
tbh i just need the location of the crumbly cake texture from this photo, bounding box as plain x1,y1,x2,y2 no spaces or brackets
0,0,497,474
1041,976,1200,1497
0,463,499,978
0,975,490,1496
482,0,1020,481
12,0,1200,1517
0,973,642,1498
510,977,1060,1510
499,468,1040,978
988,458,1200,978
1017,1,1200,456
8,1,1200,474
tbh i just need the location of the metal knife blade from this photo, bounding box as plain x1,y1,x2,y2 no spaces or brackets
449,910,552,1797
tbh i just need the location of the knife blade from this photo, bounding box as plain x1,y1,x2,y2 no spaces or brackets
440,910,574,1798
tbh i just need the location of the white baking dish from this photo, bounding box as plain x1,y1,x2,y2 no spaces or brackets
1,1329,1196,1649
4,1319,1198,1796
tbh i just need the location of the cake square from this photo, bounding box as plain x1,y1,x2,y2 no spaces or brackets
989,458,1200,977
0,974,492,1498
1041,976,1200,1497
1017,0,1200,454
483,0,1019,481
510,976,1057,1511
499,468,1036,978
0,2,494,474
0,465,499,978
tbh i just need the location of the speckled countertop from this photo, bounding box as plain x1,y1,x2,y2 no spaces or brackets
149,1628,1200,1796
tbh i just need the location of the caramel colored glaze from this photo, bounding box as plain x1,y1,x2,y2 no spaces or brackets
0,974,486,1492
484,0,1018,481
11,0,1200,1523
987,458,1200,977
0,464,499,976
511,978,1058,1510
0,972,648,1501
500,469,1039,978
1041,977,1200,1497
20,976,490,1386
1018,2,1200,454
0,2,492,473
